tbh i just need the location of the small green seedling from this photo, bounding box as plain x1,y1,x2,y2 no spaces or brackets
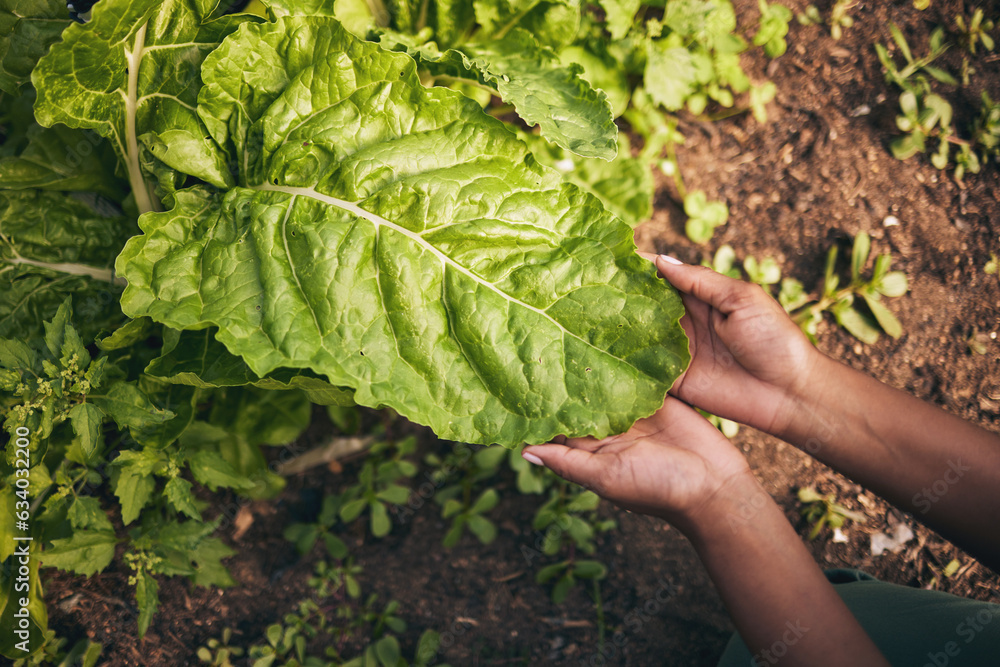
532,482,615,603
955,9,995,55
702,244,742,279
536,559,608,605
13,631,101,667
339,437,418,538
743,255,782,286
197,628,243,667
442,488,500,547
309,559,363,600
754,0,794,57
703,244,780,286
798,1,856,40
797,487,866,540
876,25,955,93
890,89,953,165
955,9,996,84
284,492,350,560
508,444,555,494
971,92,1000,168
428,444,506,547
790,233,908,345
533,484,613,557
684,191,729,244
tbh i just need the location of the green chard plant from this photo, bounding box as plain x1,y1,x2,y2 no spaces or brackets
0,0,720,654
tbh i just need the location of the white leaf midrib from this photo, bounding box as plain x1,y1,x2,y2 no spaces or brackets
253,183,651,378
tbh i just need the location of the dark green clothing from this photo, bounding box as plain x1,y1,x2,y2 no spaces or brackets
716,569,1000,666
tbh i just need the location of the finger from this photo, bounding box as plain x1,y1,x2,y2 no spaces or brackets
522,444,607,491
654,255,761,315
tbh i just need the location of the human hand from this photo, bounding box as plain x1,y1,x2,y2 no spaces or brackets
522,397,754,531
652,255,820,436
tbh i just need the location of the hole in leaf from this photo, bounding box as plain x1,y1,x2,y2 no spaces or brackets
255,305,261,311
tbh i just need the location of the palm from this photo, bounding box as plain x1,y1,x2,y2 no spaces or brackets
552,398,749,524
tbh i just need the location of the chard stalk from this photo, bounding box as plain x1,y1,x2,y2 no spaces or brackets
123,22,161,215
0,229,125,285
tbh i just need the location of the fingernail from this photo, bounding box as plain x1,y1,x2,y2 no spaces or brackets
522,451,544,466
659,255,683,265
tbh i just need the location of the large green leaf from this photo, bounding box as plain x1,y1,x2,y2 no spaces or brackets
0,0,71,94
0,187,132,341
557,44,630,118
31,0,259,212
1,86,127,199
0,190,134,268
117,17,689,446
264,0,614,158
390,28,617,160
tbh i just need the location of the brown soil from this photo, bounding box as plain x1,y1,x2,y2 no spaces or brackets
42,1,1000,665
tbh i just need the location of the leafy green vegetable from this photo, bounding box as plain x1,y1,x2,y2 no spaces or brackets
118,17,689,446
385,28,617,159
31,0,260,213
0,0,72,94
0,90,127,199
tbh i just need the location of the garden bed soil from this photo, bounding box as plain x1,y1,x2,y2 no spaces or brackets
41,0,1000,664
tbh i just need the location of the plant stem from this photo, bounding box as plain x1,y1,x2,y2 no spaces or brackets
665,135,687,199
494,0,541,40
0,229,125,284
415,0,430,32
428,74,497,96
123,22,161,215
364,0,390,27
2,256,124,285
592,579,605,646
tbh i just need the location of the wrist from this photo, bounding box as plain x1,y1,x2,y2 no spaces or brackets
668,468,770,542
769,347,837,442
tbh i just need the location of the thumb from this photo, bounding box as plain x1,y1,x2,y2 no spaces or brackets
523,444,605,492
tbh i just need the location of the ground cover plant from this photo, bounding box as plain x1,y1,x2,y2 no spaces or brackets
1,0,999,665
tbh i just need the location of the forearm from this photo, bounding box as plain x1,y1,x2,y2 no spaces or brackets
775,353,1000,572
683,473,889,667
